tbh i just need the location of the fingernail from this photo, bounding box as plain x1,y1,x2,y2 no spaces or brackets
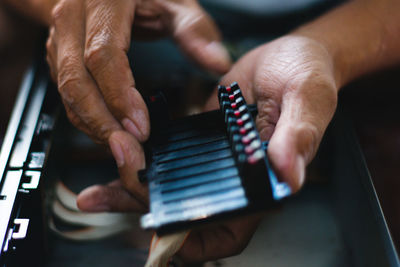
109,137,125,167
122,118,143,140
293,155,306,192
205,41,232,73
77,186,111,212
132,109,150,138
123,113,149,142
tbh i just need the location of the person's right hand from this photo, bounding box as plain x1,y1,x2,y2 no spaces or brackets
45,0,231,145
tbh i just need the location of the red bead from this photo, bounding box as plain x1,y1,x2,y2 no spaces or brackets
247,150,264,164
226,86,232,93
150,96,156,102
239,128,247,135
242,137,251,145
237,119,244,126
231,103,237,109
245,146,254,154
229,94,235,101
234,110,241,117
248,156,258,164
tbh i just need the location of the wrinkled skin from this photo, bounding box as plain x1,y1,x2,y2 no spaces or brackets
3,0,400,263
208,36,338,192
78,35,338,263
45,0,231,145
45,0,231,200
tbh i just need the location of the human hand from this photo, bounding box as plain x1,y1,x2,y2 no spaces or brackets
77,35,338,263
76,131,148,213
174,36,340,262
174,36,339,262
206,35,338,192
46,0,231,145
76,130,263,263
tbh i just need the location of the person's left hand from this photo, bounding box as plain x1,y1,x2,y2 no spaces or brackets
77,34,339,263
77,130,148,212
76,129,263,263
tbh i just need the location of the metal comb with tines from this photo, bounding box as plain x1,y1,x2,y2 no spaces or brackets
140,82,291,234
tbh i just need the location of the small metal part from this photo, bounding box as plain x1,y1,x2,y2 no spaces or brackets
224,109,235,122
233,89,242,98
217,85,226,94
239,105,248,113
247,149,265,164
241,113,251,123
242,131,257,145
230,82,239,90
235,97,245,105
28,152,45,169
21,171,41,189
232,134,241,143
244,122,253,130
234,144,245,153
221,100,232,112
245,140,262,154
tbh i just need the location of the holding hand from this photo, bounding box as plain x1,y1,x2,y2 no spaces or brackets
45,0,231,145
77,35,339,263
208,35,338,192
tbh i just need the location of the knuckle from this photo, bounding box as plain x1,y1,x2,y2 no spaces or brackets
45,54,51,66
85,116,119,142
294,122,320,158
58,75,84,107
64,105,82,128
51,1,67,24
105,91,125,111
45,38,52,52
84,43,111,71
57,56,83,89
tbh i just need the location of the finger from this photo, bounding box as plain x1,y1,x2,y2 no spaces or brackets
52,0,122,143
203,48,262,111
133,2,166,39
178,213,263,263
84,0,150,142
267,82,337,192
108,130,148,204
46,27,58,82
63,102,103,144
76,181,147,213
158,0,231,75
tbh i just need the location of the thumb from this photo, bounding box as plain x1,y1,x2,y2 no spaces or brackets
77,181,147,213
267,121,313,193
267,90,337,192
159,0,231,74
108,130,148,203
